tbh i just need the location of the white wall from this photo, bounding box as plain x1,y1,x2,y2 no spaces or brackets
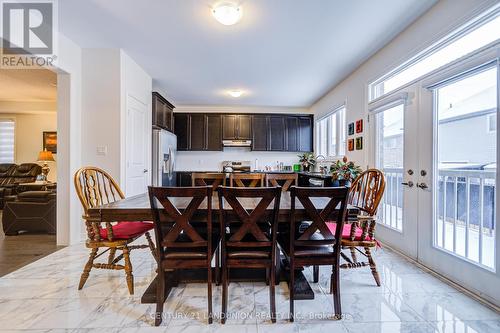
81,49,122,182
55,33,83,245
0,113,58,182
310,0,498,168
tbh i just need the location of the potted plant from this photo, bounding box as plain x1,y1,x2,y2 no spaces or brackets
330,156,362,186
298,152,316,172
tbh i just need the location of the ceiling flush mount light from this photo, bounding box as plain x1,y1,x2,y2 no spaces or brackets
228,90,243,97
212,2,242,26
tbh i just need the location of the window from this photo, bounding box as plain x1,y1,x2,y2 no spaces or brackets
315,106,346,158
488,113,497,132
369,6,500,101
0,119,15,163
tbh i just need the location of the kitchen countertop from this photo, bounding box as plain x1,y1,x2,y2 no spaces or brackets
176,170,333,178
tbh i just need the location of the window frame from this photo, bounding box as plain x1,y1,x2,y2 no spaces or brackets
368,4,500,103
0,117,16,164
315,105,346,159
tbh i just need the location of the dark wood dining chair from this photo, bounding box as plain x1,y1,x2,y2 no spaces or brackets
74,167,156,295
280,186,349,321
265,173,298,191
148,186,218,326
192,172,226,189
334,169,386,286
229,173,265,187
217,186,282,324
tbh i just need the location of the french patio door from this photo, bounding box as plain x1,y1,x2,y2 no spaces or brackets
418,52,500,305
369,90,419,259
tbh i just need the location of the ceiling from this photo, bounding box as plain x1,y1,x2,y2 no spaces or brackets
0,69,56,101
59,0,437,107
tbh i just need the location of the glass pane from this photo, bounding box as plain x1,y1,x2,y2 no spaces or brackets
371,14,500,101
339,108,346,156
375,104,405,231
329,114,337,156
434,66,497,270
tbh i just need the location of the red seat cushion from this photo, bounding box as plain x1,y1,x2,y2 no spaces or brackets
326,222,375,242
99,221,153,240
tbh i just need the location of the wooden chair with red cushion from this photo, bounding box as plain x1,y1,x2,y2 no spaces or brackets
326,169,386,286
74,167,156,295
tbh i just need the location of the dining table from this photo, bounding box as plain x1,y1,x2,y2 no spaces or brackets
86,191,355,304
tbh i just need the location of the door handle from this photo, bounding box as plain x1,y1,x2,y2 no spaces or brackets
401,181,414,187
143,169,148,173
417,182,428,189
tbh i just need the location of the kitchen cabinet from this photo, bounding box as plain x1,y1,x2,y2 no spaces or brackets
174,113,189,151
223,115,252,140
190,114,206,150
298,116,313,152
176,172,192,187
206,114,222,151
268,116,285,151
175,113,312,152
252,115,268,151
174,114,223,151
285,116,299,152
152,92,174,131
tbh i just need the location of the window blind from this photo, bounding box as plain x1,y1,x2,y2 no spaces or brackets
0,119,15,163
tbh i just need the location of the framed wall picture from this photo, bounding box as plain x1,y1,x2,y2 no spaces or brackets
348,139,354,151
43,131,57,154
348,122,355,135
355,137,363,150
355,119,363,133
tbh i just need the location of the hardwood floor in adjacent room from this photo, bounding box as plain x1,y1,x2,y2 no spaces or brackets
0,211,63,277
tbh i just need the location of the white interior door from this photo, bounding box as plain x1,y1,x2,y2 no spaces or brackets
125,95,150,196
369,90,419,259
418,57,499,306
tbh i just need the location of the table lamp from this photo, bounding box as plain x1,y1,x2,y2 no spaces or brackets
37,149,55,181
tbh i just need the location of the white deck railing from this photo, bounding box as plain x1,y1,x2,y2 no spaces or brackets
379,167,496,269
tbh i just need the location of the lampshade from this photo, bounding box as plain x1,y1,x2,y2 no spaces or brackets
38,150,55,162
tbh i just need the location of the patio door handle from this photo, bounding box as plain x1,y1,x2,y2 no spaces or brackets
417,182,428,189
401,181,414,187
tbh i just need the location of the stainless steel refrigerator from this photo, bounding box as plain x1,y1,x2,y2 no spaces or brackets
152,129,177,187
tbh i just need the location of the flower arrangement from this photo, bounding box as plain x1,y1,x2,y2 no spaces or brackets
298,152,316,171
330,156,362,184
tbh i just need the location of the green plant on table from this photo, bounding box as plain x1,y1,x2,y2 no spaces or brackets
298,152,316,170
330,156,362,181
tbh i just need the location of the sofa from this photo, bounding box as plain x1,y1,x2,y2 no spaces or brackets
0,163,42,209
2,190,56,235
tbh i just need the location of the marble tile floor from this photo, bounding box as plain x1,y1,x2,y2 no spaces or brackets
0,237,498,333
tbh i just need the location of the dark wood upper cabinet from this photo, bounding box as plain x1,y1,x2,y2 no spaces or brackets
152,92,174,132
285,116,299,152
190,114,206,151
206,114,222,151
175,113,312,152
222,115,237,140
268,116,285,151
298,116,313,152
252,115,268,151
174,113,189,151
223,115,251,140
237,115,252,140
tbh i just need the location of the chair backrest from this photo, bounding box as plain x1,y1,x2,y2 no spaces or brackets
148,186,212,255
230,173,265,187
192,172,226,189
11,163,42,184
74,166,125,217
217,186,281,248
290,186,349,251
348,169,385,216
265,173,298,192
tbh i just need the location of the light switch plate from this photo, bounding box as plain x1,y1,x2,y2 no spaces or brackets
97,146,107,155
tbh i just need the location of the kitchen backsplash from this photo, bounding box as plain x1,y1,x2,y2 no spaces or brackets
175,148,302,171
